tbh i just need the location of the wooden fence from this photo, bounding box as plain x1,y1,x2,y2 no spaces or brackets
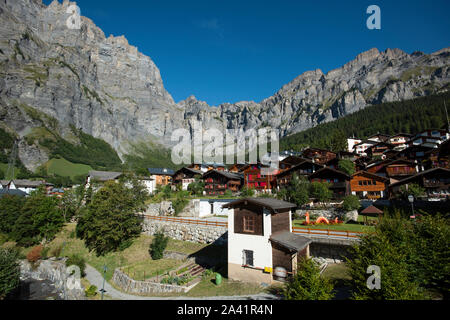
141,215,364,240
141,215,228,227
292,226,364,240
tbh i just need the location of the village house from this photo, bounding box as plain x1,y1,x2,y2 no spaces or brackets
301,148,336,165
242,163,278,193
366,159,418,181
352,140,378,156
86,170,123,187
278,156,307,170
227,163,248,173
388,167,450,200
147,168,174,186
347,138,362,153
223,198,311,284
308,167,351,199
364,141,395,159
388,133,413,151
350,171,389,200
172,167,203,190
366,133,391,143
0,179,51,194
202,170,242,195
188,163,226,173
275,160,323,189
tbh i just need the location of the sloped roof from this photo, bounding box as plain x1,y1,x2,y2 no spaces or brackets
270,231,312,252
147,168,175,175
389,167,450,187
361,205,383,215
308,167,350,179
351,171,389,181
222,197,296,212
12,180,46,188
0,188,28,198
202,169,242,180
89,170,123,181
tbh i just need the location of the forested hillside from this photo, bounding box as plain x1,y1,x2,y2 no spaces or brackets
280,92,450,152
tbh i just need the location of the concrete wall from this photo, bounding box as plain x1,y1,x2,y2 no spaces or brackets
142,219,227,244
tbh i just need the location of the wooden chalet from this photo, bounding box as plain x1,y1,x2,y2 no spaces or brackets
279,156,307,170
202,170,242,195
364,141,395,159
366,159,417,180
228,163,248,173
389,167,450,200
301,148,336,165
242,163,278,192
388,133,413,151
224,198,311,284
188,163,226,172
147,168,174,186
276,160,323,189
172,167,203,190
350,171,389,200
308,167,351,199
366,133,391,142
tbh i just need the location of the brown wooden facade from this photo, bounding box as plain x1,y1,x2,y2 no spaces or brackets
202,170,242,195
301,148,336,165
308,167,351,199
276,160,323,189
242,164,277,191
350,171,389,199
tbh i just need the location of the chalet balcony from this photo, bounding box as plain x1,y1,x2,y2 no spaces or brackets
423,180,449,188
328,182,347,189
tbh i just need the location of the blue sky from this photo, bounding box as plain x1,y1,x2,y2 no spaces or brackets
44,0,450,106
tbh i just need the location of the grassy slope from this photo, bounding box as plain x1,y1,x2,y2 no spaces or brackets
43,158,92,178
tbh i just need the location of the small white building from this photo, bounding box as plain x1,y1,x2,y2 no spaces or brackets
223,198,311,284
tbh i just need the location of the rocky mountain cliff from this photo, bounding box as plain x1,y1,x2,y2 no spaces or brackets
0,0,449,171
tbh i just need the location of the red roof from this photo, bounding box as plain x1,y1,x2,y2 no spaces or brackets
361,205,383,215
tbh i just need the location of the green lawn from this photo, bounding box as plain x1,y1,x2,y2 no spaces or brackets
292,218,375,233
45,224,210,281
322,263,352,281
43,158,92,178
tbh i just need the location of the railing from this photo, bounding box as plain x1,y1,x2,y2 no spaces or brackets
141,214,228,227
292,227,364,240
141,214,364,240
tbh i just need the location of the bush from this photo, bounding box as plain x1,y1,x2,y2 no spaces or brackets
342,195,361,212
85,285,97,297
118,238,133,251
0,247,21,299
41,246,50,260
26,245,43,264
65,254,86,277
150,231,169,260
283,257,335,300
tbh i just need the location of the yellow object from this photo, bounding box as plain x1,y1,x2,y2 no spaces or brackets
264,267,273,273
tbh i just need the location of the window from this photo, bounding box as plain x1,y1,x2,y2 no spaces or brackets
243,250,254,266
243,216,255,232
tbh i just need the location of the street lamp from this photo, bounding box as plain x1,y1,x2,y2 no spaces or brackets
99,264,108,300
408,195,415,219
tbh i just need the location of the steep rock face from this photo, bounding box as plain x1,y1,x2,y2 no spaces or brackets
0,0,449,171
0,0,184,166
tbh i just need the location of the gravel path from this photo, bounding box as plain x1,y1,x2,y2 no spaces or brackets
84,264,280,300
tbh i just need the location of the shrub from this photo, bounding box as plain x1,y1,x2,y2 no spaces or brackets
150,231,169,260
0,247,21,299
118,238,133,251
342,195,361,212
85,285,97,297
65,254,86,277
41,246,50,260
26,245,43,264
283,258,335,300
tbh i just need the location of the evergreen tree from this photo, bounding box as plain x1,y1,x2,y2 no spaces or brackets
0,247,21,299
284,257,335,300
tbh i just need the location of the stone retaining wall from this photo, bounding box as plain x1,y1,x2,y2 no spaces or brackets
20,258,85,300
310,242,350,263
142,219,227,244
111,268,199,294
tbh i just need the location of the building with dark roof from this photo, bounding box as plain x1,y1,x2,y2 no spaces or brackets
223,198,310,284
202,170,242,195
147,168,174,186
